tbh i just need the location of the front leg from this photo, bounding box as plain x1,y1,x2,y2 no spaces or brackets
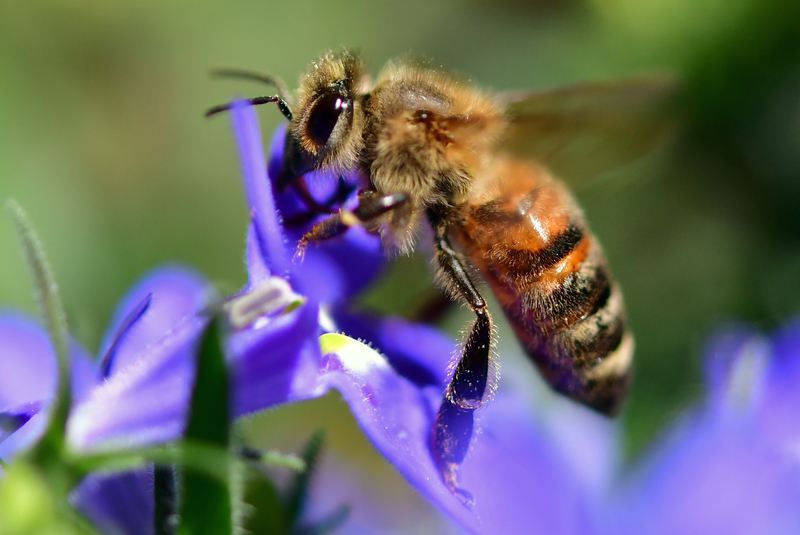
295,192,408,258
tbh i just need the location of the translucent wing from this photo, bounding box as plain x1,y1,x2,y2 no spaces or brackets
501,75,679,184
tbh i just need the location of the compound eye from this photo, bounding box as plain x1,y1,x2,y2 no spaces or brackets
307,93,351,146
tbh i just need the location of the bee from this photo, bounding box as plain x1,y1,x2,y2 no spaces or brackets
207,50,671,428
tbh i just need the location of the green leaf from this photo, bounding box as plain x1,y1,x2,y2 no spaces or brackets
285,431,324,528
6,200,72,488
183,317,231,446
71,441,303,487
70,441,234,483
239,447,306,472
241,469,289,535
178,317,233,535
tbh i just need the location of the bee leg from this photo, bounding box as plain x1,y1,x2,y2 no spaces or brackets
295,192,408,258
429,229,492,506
434,230,493,409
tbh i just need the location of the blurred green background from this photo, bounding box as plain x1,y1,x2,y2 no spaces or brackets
1,0,798,529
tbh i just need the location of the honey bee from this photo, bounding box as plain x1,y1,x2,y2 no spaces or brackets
208,51,672,425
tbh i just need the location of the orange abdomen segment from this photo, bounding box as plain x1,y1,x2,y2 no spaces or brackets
451,157,632,415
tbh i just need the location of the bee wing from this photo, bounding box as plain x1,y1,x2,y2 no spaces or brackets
501,75,679,185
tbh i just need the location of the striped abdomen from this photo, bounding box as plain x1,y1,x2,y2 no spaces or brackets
451,157,632,415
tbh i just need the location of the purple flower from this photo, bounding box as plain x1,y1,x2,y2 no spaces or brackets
0,267,204,532
0,313,95,459
601,321,800,535
0,261,320,532
61,269,319,452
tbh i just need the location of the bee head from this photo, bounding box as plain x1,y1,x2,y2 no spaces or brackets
283,50,366,180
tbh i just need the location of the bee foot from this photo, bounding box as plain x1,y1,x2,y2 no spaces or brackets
430,397,476,507
440,461,474,509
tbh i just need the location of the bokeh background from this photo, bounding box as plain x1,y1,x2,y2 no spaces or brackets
1,0,798,530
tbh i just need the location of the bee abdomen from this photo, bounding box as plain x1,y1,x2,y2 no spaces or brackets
512,239,633,415
500,223,585,278
453,160,633,414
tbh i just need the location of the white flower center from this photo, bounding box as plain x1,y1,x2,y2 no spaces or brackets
226,277,304,330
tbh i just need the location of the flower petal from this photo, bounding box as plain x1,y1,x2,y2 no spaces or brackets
334,311,453,388
607,415,800,535
758,318,800,448
290,228,384,303
98,267,207,378
0,401,43,443
232,102,291,277
317,334,594,534
604,319,800,534
765,316,800,405
71,470,153,535
0,412,47,461
702,324,770,409
229,300,322,415
0,314,93,461
0,312,95,411
68,299,322,452
245,222,271,288
68,313,204,451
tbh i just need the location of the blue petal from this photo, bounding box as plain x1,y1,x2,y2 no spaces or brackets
68,314,204,451
0,314,90,461
702,324,769,409
98,266,207,378
245,222,271,288
334,310,453,388
0,401,42,442
331,314,619,527
0,412,47,461
229,300,322,415
290,228,385,303
71,470,153,535
231,102,291,277
317,335,597,534
607,415,800,535
0,313,95,411
68,300,321,452
604,320,800,534
765,316,800,402
757,317,800,448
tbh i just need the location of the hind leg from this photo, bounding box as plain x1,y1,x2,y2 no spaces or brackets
432,226,494,409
